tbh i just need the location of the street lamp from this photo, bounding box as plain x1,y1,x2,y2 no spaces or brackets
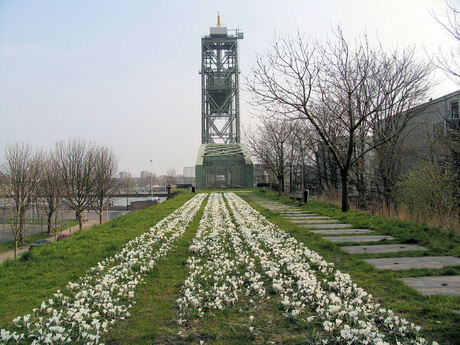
150,160,153,200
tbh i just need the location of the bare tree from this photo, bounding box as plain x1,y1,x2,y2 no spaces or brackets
1,143,42,257
39,151,62,236
91,146,118,224
55,139,97,230
245,119,296,195
140,172,156,189
248,28,433,211
431,0,460,84
166,169,176,185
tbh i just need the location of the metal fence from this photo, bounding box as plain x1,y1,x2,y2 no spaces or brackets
0,201,74,244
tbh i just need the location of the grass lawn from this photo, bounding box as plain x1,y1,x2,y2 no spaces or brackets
0,191,195,328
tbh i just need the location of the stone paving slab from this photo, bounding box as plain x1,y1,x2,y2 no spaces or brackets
286,216,331,220
364,256,460,270
267,204,298,207
273,211,306,214
263,204,298,208
279,213,313,216
401,276,460,296
323,235,395,242
279,210,316,214
291,219,340,224
270,208,308,211
267,208,301,211
300,223,353,229
310,229,374,235
261,204,288,206
282,212,317,215
264,205,297,207
342,244,429,254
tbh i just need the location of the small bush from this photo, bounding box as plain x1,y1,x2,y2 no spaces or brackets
396,164,459,230
19,251,32,262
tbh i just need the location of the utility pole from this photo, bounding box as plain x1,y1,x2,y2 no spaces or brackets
150,160,153,200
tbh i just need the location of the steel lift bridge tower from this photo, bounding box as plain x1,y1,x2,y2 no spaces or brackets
195,14,253,188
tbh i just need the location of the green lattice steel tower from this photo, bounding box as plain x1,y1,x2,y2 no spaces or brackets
195,15,253,189
200,14,243,144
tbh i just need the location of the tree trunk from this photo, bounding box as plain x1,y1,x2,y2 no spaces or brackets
99,207,103,224
14,240,17,259
315,152,323,191
341,169,350,212
47,211,53,234
278,176,283,196
77,211,83,230
19,213,25,244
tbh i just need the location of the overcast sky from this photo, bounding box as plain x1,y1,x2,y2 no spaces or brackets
0,0,458,176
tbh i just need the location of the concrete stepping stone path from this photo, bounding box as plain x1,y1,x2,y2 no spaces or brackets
342,244,429,254
252,195,460,297
364,256,460,270
401,276,460,296
324,235,395,243
311,229,374,235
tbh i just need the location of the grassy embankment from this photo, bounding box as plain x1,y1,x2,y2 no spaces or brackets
104,191,319,345
239,190,460,344
0,191,195,328
1,189,459,344
106,190,458,345
0,220,79,254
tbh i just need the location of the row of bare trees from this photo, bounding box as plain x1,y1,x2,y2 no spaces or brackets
0,139,118,257
246,27,434,211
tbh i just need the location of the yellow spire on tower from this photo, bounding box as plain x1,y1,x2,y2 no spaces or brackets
217,11,221,27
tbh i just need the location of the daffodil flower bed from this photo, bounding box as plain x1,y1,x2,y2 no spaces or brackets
0,192,440,345
0,193,206,345
177,193,437,345
177,193,265,323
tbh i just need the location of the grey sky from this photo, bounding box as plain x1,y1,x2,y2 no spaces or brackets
0,0,457,176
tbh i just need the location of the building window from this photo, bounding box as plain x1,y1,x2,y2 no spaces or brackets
451,101,459,119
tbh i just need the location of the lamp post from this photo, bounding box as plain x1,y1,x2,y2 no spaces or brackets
301,139,306,202
149,160,153,200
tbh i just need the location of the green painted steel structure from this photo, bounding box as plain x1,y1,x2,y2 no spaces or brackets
195,144,253,188
200,23,242,143
195,18,253,188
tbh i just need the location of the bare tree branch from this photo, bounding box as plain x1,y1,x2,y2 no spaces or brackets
248,27,433,211
55,139,97,230
91,146,118,224
1,143,42,257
